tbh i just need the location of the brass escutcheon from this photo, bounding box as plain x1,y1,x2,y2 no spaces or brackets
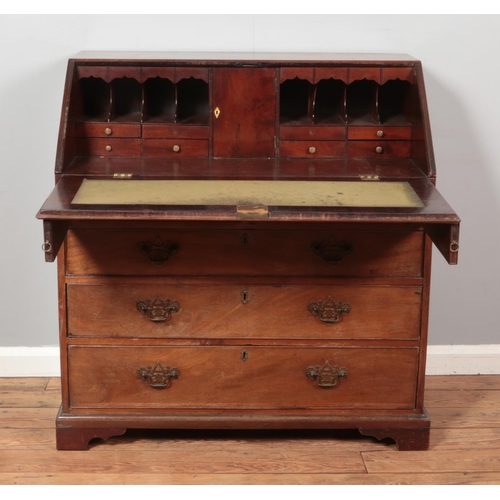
240,290,250,305
214,107,221,119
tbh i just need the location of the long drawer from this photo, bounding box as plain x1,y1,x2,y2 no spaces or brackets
67,283,422,340
65,228,423,277
68,346,418,410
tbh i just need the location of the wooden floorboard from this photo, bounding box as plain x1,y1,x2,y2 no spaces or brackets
0,375,499,485
2,472,500,485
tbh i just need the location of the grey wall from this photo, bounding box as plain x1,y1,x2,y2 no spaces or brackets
0,15,497,347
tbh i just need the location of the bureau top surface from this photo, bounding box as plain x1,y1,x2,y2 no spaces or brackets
72,51,419,65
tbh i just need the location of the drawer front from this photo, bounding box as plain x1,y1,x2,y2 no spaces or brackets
143,124,209,139
76,138,141,156
67,283,422,340
347,141,411,158
347,127,412,141
65,229,424,277
280,126,346,141
143,139,208,157
280,140,346,158
68,346,418,410
74,123,141,138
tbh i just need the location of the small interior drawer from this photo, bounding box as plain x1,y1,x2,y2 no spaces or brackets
143,124,209,139
143,139,209,157
74,123,141,138
280,126,346,141
76,138,141,156
347,127,412,141
347,141,411,158
280,140,346,158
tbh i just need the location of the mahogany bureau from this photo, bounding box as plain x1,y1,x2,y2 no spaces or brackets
37,52,460,450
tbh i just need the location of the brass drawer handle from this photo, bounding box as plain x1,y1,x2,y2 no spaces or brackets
376,130,384,138
173,145,180,153
138,361,179,389
137,236,179,266
306,361,347,388
104,127,112,135
311,238,353,266
308,295,351,324
375,146,383,154
137,295,180,323
308,146,316,154
105,145,112,152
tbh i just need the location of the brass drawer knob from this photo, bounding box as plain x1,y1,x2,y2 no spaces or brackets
376,130,384,138
138,361,179,389
308,295,351,324
105,145,112,152
137,295,180,323
137,236,179,266
306,361,347,388
375,146,383,154
173,145,181,153
308,146,316,154
104,127,112,135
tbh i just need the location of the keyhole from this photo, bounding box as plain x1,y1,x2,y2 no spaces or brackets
241,233,249,247
240,290,249,304
241,350,248,362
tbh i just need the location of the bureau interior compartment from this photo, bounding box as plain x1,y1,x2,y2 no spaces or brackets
280,76,418,127
77,71,209,125
346,79,379,125
78,77,110,121
176,77,210,124
313,78,346,124
111,77,142,122
143,77,176,122
279,78,312,124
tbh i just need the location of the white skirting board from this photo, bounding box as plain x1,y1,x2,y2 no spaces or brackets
0,345,499,377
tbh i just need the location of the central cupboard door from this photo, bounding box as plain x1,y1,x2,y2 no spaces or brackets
212,68,276,158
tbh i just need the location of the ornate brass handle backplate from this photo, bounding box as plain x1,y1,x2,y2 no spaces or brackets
306,360,348,388
308,295,351,324
311,237,353,266
137,235,179,266
137,295,180,323
138,361,180,389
